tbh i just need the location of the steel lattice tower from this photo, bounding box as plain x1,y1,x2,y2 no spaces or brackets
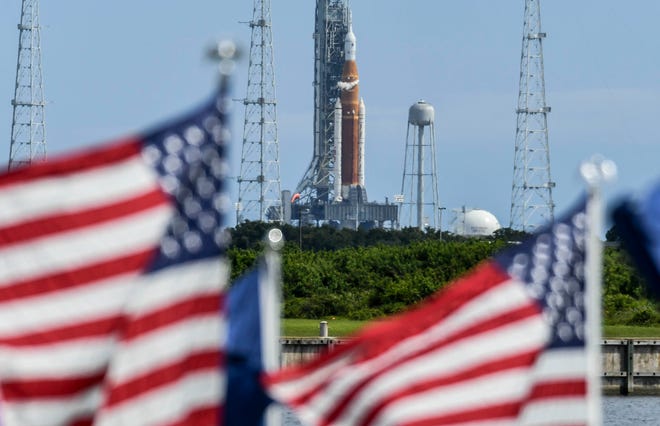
8,0,47,171
236,0,282,223
509,0,555,232
295,0,349,208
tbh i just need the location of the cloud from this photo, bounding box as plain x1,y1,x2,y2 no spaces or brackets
337,80,359,91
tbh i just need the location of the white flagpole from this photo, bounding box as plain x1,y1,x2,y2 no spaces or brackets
580,156,617,426
261,228,284,426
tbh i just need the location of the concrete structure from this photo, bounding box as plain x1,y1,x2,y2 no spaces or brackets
602,339,660,395
280,337,660,395
280,338,345,367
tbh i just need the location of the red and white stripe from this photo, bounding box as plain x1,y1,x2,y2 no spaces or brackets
266,262,587,426
0,141,226,426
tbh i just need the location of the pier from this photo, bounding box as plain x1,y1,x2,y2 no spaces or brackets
281,337,660,395
602,339,660,395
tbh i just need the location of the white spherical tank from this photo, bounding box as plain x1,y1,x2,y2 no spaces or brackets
408,100,434,126
453,209,501,237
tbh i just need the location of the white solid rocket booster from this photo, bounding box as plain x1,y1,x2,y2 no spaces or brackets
334,98,343,201
358,98,365,188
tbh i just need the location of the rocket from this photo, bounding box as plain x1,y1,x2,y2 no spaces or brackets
334,20,366,201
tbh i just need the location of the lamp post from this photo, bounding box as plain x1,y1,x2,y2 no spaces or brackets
438,207,446,240
290,193,302,249
298,208,303,249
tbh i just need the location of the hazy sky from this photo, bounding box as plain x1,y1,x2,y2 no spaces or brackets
1,1,658,230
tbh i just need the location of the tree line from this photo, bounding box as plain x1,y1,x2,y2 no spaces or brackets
227,221,660,325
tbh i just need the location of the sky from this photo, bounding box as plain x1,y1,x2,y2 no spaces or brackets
1,1,659,231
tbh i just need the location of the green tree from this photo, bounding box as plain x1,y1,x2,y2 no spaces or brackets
227,224,660,325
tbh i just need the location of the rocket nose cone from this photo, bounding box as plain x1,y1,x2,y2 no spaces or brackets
344,28,357,61
345,28,356,44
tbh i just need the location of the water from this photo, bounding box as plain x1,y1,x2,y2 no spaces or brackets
282,409,302,426
603,396,660,426
282,396,660,425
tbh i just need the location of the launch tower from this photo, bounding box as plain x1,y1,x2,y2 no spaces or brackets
236,0,283,223
8,0,47,171
295,0,349,213
509,0,555,231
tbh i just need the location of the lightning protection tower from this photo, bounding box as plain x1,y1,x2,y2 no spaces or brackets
399,101,440,231
236,0,282,223
509,0,555,232
8,0,47,171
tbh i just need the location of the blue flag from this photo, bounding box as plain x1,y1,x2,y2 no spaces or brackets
225,264,273,426
612,180,660,299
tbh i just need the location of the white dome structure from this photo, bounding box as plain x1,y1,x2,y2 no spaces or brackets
453,209,501,237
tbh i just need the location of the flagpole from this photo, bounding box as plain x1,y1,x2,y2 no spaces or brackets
261,228,284,426
208,39,238,92
580,156,616,426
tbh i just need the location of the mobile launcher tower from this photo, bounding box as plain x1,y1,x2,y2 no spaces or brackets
289,0,397,229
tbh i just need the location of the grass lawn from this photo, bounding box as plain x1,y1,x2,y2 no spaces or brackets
284,319,660,339
283,318,365,338
603,325,660,339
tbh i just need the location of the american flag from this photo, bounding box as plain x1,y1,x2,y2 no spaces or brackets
612,179,660,299
265,199,590,426
0,89,230,425
225,257,277,426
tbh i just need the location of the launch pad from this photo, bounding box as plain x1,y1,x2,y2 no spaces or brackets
284,187,398,229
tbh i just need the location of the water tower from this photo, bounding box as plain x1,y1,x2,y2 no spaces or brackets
398,100,440,230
